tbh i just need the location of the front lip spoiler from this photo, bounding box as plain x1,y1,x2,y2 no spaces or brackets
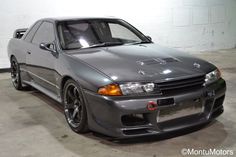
113,120,213,140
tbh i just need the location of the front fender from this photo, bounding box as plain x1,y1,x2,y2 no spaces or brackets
57,53,113,92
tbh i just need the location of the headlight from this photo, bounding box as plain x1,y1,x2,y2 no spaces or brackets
205,69,221,85
98,82,155,96
120,82,155,95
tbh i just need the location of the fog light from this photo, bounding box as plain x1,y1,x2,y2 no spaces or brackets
147,101,158,111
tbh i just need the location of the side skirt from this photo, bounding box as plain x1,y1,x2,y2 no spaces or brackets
23,80,62,104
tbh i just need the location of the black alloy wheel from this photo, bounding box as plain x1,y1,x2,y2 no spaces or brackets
63,79,88,133
10,56,22,90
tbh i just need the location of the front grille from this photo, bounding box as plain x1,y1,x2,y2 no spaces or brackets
156,75,205,95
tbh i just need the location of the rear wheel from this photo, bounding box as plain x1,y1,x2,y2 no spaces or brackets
63,79,89,133
10,56,23,90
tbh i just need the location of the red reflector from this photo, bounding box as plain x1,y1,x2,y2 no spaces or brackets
147,101,158,111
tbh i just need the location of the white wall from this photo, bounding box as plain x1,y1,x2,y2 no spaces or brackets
1,0,236,68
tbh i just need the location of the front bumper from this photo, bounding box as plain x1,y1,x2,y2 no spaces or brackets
83,78,226,138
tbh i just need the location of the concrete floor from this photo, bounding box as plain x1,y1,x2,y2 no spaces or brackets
0,49,236,157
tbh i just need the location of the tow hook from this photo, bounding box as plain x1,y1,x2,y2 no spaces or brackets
147,101,158,111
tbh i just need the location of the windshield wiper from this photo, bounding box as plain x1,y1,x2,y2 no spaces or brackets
65,41,148,50
64,42,124,50
129,41,152,45
84,42,124,49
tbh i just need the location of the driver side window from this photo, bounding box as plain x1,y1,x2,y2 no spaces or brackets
32,22,55,45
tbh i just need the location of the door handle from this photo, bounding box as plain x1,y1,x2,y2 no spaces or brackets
27,51,31,54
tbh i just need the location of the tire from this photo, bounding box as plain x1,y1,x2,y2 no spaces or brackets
63,79,89,133
10,56,23,90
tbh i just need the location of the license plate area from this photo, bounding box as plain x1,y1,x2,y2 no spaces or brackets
157,98,204,123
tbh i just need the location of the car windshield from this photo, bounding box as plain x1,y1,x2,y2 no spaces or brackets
57,19,151,50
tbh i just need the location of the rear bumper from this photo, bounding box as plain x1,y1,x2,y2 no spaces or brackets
83,78,226,138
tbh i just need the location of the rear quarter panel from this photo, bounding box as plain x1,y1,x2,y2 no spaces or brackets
8,38,27,65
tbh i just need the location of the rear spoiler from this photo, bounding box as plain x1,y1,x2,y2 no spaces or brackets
13,28,27,39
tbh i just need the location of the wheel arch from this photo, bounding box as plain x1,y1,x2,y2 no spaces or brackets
60,75,87,97
10,55,15,61
60,75,90,110
60,75,73,96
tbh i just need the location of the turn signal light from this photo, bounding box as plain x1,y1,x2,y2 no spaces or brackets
98,84,123,96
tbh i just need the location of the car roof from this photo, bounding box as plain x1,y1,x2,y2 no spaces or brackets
40,16,121,23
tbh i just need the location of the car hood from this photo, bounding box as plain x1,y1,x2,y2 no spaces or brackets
68,44,216,82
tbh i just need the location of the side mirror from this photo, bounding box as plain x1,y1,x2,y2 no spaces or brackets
40,43,57,56
146,36,152,41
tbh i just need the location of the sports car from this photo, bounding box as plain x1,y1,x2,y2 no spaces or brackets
7,17,226,138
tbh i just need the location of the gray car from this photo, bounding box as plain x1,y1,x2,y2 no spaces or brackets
7,17,226,138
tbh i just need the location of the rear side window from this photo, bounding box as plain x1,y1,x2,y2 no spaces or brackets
32,22,55,45
24,21,42,42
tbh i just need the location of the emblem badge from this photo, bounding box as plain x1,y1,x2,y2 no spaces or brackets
193,63,201,69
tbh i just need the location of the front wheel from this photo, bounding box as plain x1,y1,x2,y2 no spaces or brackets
63,79,89,133
10,56,23,90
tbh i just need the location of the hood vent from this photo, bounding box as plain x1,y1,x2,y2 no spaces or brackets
137,57,179,65
162,57,179,63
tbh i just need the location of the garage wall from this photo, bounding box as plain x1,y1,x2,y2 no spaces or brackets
0,0,236,68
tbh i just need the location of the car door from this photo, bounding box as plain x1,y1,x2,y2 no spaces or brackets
26,21,58,94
